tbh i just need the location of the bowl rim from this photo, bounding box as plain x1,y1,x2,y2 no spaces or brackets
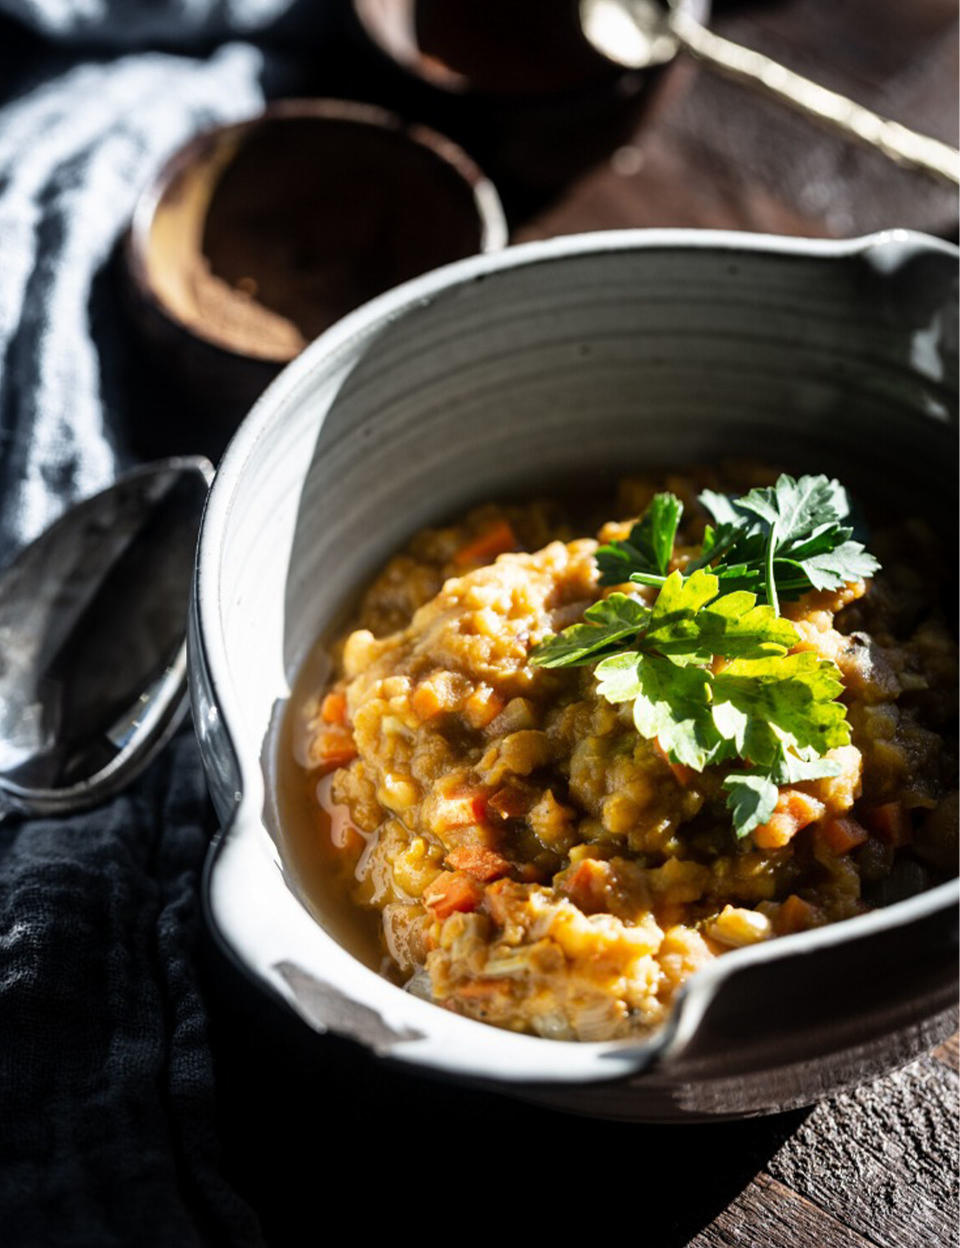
194,226,959,1084
124,96,508,365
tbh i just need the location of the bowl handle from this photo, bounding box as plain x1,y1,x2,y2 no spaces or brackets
650,886,958,1081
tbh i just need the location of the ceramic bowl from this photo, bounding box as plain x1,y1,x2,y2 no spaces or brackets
191,228,959,1120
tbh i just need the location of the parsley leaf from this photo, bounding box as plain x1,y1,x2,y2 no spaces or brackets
596,492,682,585
735,474,843,546
643,570,798,666
773,752,845,785
593,650,644,702
697,490,744,528
711,653,850,767
722,771,780,838
596,653,727,771
686,520,751,573
598,647,850,785
723,754,842,838
799,540,882,592
698,474,880,607
530,593,650,668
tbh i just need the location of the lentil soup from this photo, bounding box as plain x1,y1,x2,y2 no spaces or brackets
281,464,958,1042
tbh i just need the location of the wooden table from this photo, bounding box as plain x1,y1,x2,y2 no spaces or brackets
207,5,959,1244
686,1036,959,1247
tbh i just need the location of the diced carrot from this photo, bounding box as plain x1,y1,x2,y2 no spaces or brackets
864,801,912,847
817,816,869,856
320,690,348,725
558,858,611,914
453,979,503,1000
411,682,445,721
753,814,795,849
777,894,819,935
653,738,694,787
753,789,826,849
487,784,534,821
311,726,357,774
463,685,505,729
445,845,511,882
435,788,488,829
423,871,484,920
452,520,517,567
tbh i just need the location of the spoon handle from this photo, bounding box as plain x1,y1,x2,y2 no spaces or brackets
668,5,960,187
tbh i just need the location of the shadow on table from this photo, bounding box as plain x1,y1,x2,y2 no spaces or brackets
201,930,809,1244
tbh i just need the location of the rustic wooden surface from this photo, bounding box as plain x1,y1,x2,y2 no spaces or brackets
204,4,959,1245
689,1040,960,1247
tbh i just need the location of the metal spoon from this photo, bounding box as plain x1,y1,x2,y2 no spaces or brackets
0,457,212,819
580,0,960,186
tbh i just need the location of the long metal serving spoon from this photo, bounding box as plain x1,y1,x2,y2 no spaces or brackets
0,457,212,820
580,0,960,186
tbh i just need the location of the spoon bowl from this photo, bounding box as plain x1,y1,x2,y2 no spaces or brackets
0,457,212,818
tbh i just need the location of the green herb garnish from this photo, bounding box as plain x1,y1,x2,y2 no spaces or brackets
598,473,879,607
700,474,879,609
596,491,682,585
531,475,879,840
723,754,842,838
530,593,651,668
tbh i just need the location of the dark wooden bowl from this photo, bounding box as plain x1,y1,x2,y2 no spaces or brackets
353,0,620,96
345,0,711,218
122,99,506,456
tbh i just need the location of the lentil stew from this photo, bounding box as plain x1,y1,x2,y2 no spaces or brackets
282,464,958,1041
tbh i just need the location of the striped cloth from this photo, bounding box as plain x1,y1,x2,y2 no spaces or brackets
0,0,294,46
0,35,266,554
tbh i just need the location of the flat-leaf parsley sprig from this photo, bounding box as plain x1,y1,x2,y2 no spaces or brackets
596,472,879,611
532,476,880,840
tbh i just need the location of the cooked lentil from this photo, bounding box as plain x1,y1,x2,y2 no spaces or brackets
286,466,958,1041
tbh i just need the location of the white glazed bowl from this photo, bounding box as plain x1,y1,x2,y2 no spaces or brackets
191,229,959,1120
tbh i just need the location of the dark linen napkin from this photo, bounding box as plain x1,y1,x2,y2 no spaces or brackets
0,4,325,1243
0,736,263,1246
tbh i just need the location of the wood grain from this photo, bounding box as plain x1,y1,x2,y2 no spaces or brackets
690,1172,877,1248
683,1045,959,1248
766,1056,959,1248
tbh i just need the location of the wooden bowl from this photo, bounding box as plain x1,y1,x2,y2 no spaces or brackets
353,0,619,96
122,99,506,451
345,0,710,218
